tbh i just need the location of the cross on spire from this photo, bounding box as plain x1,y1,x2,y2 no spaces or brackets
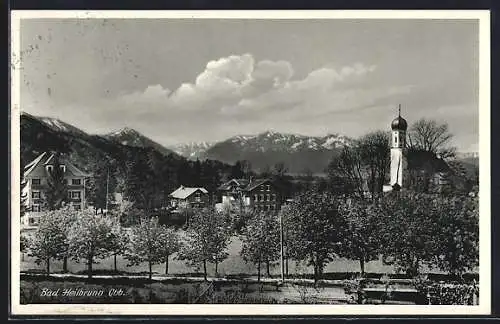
398,104,401,117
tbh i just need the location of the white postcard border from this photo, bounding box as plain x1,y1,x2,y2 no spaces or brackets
10,9,491,316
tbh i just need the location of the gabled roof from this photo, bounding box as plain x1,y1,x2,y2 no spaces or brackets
406,149,450,173
24,152,48,176
244,178,272,192
217,178,250,191
23,152,91,178
170,186,208,199
218,178,277,192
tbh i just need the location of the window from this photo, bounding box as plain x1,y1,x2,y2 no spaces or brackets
32,191,41,199
266,194,270,202
31,205,41,212
59,165,66,172
260,194,264,202
70,191,81,199
32,179,41,185
272,194,276,201
46,165,53,173
266,185,271,191
254,194,258,202
195,193,201,202
71,179,82,185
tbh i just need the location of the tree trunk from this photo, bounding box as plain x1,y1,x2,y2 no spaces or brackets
203,260,207,281
88,256,93,279
257,260,261,282
165,254,169,275
266,260,271,277
285,257,289,277
215,260,218,275
360,257,365,276
313,264,318,285
46,257,50,276
63,256,68,273
114,254,117,272
148,261,153,280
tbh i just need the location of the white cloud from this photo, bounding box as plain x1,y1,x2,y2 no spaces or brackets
120,84,171,104
116,54,383,118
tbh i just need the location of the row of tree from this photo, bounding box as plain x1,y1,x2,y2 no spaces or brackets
23,188,478,283
281,189,479,283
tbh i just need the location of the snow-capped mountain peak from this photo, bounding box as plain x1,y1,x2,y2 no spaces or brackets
168,141,216,160
37,116,88,136
103,127,174,156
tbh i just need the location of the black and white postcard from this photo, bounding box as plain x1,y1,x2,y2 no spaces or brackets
9,10,491,316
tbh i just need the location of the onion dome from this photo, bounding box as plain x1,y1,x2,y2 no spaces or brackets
391,116,408,131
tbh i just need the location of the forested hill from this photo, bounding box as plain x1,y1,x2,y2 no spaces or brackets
20,113,242,211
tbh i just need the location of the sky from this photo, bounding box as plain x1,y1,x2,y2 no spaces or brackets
19,18,479,151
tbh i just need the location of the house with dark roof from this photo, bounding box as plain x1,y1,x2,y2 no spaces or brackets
169,185,209,211
216,178,285,213
22,152,91,226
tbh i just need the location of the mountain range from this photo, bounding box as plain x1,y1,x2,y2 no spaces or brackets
22,113,353,173
20,112,479,176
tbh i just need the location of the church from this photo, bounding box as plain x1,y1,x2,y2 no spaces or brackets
383,106,408,193
382,106,467,194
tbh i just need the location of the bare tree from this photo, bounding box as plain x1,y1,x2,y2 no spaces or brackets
358,131,390,197
407,118,456,158
273,162,288,178
327,146,365,197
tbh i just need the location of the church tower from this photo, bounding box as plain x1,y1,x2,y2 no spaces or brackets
390,105,408,189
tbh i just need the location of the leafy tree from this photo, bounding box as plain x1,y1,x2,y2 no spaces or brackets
283,190,348,284
86,160,117,215
158,226,181,275
117,199,140,227
107,218,129,273
56,206,79,273
240,211,280,281
178,208,232,280
230,161,246,179
407,118,456,159
43,153,68,210
67,210,115,279
28,210,68,275
377,192,436,276
125,216,166,280
338,197,382,275
430,195,479,278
